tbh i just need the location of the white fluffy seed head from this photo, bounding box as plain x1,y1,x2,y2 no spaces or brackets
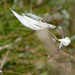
10,8,56,30
0,70,2,73
58,37,71,49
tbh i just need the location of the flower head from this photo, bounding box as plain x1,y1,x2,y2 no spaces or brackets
0,70,2,73
58,37,71,49
10,8,56,30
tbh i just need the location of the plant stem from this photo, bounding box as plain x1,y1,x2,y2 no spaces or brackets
0,50,10,70
30,48,60,75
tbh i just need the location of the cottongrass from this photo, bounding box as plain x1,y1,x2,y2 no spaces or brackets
9,8,71,75
58,37,71,49
10,8,71,49
0,70,2,73
9,8,56,30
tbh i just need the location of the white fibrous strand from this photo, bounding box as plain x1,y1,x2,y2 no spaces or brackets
58,37,71,49
24,13,42,21
10,8,56,30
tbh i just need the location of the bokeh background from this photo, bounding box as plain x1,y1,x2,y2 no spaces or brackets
0,0,75,75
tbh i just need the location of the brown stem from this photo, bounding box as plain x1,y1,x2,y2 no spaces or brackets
0,50,10,70
58,26,64,38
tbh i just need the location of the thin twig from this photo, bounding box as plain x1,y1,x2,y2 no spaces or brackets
47,30,58,41
0,50,10,70
58,26,64,38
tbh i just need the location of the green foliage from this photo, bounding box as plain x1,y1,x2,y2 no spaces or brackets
0,0,74,75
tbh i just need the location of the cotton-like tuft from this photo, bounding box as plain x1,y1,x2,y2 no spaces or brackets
10,8,56,30
58,37,71,49
0,70,2,73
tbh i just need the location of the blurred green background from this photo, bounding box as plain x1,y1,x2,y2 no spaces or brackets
0,0,75,75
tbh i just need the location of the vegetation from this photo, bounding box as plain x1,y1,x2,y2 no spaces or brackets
0,0,75,75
